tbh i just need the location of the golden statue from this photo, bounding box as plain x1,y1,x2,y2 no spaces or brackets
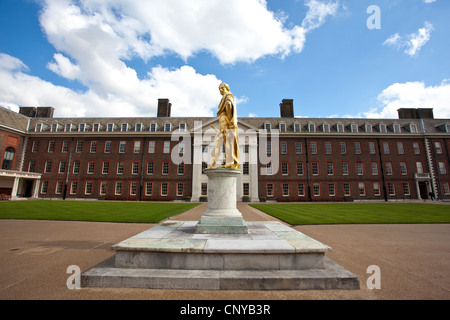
207,83,240,170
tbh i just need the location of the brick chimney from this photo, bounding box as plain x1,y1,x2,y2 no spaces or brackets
157,99,172,117
280,99,294,118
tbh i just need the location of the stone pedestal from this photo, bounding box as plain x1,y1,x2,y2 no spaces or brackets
195,169,248,234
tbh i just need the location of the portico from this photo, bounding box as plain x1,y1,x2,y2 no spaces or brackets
0,170,42,200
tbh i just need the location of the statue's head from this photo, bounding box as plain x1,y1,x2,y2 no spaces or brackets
219,82,230,93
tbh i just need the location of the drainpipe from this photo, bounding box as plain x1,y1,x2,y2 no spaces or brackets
376,138,388,202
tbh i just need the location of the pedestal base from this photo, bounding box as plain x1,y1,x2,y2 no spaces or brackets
81,221,360,290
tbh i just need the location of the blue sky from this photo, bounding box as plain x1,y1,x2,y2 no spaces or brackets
0,0,449,119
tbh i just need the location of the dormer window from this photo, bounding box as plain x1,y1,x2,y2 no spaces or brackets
393,123,401,133
365,124,373,133
150,123,157,132
264,123,271,132
351,123,358,133
379,124,387,133
51,123,59,132
35,123,42,132
337,123,344,133
135,123,143,132
107,123,114,132
121,123,128,132
294,123,301,133
65,123,72,132
308,123,315,133
279,123,286,133
179,123,186,132
93,123,100,132
164,123,172,132
323,123,330,133
79,123,86,132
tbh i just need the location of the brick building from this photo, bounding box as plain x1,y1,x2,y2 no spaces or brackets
1,100,449,202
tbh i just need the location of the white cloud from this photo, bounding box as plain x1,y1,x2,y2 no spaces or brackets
362,80,450,119
0,0,340,118
423,0,436,3
383,22,434,56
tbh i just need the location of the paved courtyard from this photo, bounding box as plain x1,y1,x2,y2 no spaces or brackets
0,203,449,300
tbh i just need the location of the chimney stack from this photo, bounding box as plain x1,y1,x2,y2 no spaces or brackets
157,99,172,117
280,99,294,118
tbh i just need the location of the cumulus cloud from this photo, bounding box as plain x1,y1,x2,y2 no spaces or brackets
363,80,450,119
0,0,340,117
383,22,434,56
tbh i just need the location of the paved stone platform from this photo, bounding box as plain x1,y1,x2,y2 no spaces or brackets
81,221,360,290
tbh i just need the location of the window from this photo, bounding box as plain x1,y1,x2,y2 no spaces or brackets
310,142,317,154
328,183,335,196
343,183,350,196
365,124,373,133
298,183,305,196
117,162,124,174
119,141,126,153
308,123,315,133
73,161,80,174
48,141,55,153
356,162,364,175
62,141,69,153
323,123,330,133
32,141,39,153
351,124,358,133
354,142,361,155
297,162,304,175
41,181,48,194
115,182,122,195
178,141,185,155
400,162,407,175
266,162,273,175
443,182,450,195
59,161,66,174
266,183,274,197
416,162,423,173
76,141,82,153
337,123,344,133
178,162,185,175
79,123,86,132
325,142,332,154
2,147,15,170
107,123,114,132
243,183,249,196
282,162,288,175
388,182,395,196
403,183,410,196
70,182,78,195
327,162,334,175
264,123,271,132
383,142,390,154
342,162,349,175
148,141,155,153
294,123,301,132
121,124,128,132
163,141,170,153
51,123,58,132
45,161,51,173
93,123,100,132
280,141,287,154
135,123,142,132
266,141,272,154
132,162,139,175
243,162,249,175
438,162,447,175
162,162,169,175
150,123,157,132
413,142,420,154
393,124,401,133
340,142,346,154
146,183,153,196
244,145,249,154
99,182,107,195
28,161,35,172
295,142,302,154
358,183,366,196
397,142,404,155
65,124,72,132
179,123,186,132
177,183,184,196
85,182,93,195
371,162,378,175
379,124,387,133
147,162,154,175
435,142,442,154
312,162,319,175
104,141,111,153
201,183,208,196
130,182,137,195
161,182,168,197
313,183,320,196
369,142,376,154
282,183,289,197
164,123,171,132
410,123,418,133
90,141,97,153
279,123,286,133
134,141,141,153
373,183,381,196
386,162,393,175
35,123,42,132
56,181,63,194
87,161,95,174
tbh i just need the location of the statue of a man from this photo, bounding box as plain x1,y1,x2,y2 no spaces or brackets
207,83,240,170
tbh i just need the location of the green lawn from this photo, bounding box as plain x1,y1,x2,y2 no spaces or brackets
250,203,450,225
0,200,201,223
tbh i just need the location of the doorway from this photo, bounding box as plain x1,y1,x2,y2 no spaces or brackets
419,182,428,200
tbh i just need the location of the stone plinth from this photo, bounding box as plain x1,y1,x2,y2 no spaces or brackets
81,221,360,290
195,168,248,234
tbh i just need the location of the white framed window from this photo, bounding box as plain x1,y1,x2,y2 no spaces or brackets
163,141,170,153
164,123,172,132
150,123,157,132
294,123,301,133
135,123,143,132
351,123,358,133
279,123,286,132
148,141,155,153
337,123,344,133
323,123,330,133
121,123,128,132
